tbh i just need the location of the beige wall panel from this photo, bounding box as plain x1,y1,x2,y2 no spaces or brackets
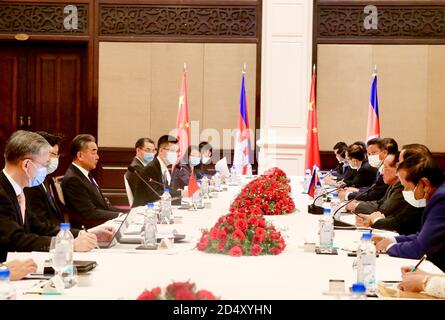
372,45,428,148
98,42,152,148
317,45,372,150
203,44,256,151
150,43,204,143
427,46,445,152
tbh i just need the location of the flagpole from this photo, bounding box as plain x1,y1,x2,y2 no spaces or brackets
373,64,377,76
243,63,246,74
183,62,187,73
313,64,316,75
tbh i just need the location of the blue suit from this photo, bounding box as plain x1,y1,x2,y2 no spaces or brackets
387,181,445,271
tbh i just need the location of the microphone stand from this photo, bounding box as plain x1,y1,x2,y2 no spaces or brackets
308,185,343,215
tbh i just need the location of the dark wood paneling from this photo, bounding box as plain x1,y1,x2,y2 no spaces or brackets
0,2,88,35
315,0,445,44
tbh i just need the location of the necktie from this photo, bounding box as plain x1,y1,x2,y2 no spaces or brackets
17,192,26,224
88,173,109,208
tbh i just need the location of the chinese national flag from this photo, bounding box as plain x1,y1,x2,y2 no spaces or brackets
176,66,190,163
304,66,321,173
188,169,199,197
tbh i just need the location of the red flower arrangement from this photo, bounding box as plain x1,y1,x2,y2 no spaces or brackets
137,281,219,300
230,173,295,216
197,206,286,257
263,167,289,184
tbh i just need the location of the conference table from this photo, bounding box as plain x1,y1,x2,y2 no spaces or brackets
9,176,442,300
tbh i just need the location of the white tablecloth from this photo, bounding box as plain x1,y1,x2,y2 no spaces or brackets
9,176,442,300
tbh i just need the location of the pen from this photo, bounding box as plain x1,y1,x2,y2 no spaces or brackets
82,225,101,250
410,254,427,272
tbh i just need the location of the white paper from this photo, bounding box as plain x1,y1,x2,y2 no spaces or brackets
215,157,230,177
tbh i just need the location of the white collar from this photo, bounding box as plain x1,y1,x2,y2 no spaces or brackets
72,162,90,179
2,169,23,196
157,156,168,173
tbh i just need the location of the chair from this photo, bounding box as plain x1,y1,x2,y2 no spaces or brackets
124,176,134,207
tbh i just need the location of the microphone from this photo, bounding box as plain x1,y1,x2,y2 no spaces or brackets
332,183,377,228
127,166,163,198
307,185,344,215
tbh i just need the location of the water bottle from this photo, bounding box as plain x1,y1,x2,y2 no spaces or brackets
201,176,210,198
53,223,74,287
213,171,222,192
303,169,311,192
160,187,172,224
230,165,237,185
318,205,334,253
141,203,157,248
246,163,253,178
350,283,367,300
0,267,16,300
330,192,341,218
192,180,203,209
356,233,377,294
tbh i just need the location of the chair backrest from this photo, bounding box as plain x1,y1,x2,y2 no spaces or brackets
124,176,134,206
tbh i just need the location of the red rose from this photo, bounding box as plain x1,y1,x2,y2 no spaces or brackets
137,290,158,300
216,242,226,252
231,229,246,241
252,234,263,244
175,288,197,300
255,227,266,238
258,219,266,228
250,244,263,256
226,216,235,225
235,219,248,232
248,215,258,226
228,245,243,257
197,237,209,251
167,281,195,297
196,290,218,300
216,229,227,242
270,231,280,241
209,227,219,240
271,247,282,255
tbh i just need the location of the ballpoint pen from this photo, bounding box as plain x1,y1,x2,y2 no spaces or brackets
82,225,101,250
410,254,427,272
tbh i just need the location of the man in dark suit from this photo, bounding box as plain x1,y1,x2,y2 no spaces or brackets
24,132,65,227
374,153,445,271
132,135,182,207
125,137,156,195
62,134,121,228
342,143,377,188
0,131,106,263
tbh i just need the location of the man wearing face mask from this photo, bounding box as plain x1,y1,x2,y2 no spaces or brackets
132,135,182,207
0,131,108,263
341,143,377,188
171,146,203,190
373,153,445,271
125,137,156,195
23,132,65,227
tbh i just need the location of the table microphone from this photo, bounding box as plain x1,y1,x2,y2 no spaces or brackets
307,184,344,215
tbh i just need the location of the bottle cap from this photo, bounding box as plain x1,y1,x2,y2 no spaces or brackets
323,208,331,215
60,223,70,230
351,283,366,294
163,187,169,193
361,233,372,240
146,202,154,208
0,267,10,279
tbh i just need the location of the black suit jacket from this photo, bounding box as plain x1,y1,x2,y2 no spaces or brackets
355,181,406,216
61,164,119,229
132,158,181,207
0,172,61,262
372,205,423,236
125,157,145,195
24,177,65,228
351,173,389,201
343,159,377,188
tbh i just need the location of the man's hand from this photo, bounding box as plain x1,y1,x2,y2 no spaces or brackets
4,259,37,281
88,225,115,242
401,266,429,276
345,200,359,212
369,211,385,224
355,214,372,227
372,234,384,244
74,232,97,252
375,238,395,253
346,187,359,193
399,273,429,293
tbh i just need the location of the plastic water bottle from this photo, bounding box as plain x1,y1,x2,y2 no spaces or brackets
230,165,237,185
303,169,311,192
351,283,367,300
213,171,222,192
0,268,15,300
246,163,253,178
330,192,341,218
53,223,74,285
201,176,210,198
141,203,157,248
356,233,377,294
192,180,203,209
160,187,172,224
318,206,334,253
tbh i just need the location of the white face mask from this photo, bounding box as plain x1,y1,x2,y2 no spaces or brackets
402,185,427,208
47,157,59,175
202,156,211,164
165,151,178,165
368,154,383,168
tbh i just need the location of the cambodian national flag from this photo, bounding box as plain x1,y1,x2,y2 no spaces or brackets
233,70,251,175
366,70,380,142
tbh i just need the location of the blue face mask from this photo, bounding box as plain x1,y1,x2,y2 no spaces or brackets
189,156,201,167
27,161,47,187
143,152,155,164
